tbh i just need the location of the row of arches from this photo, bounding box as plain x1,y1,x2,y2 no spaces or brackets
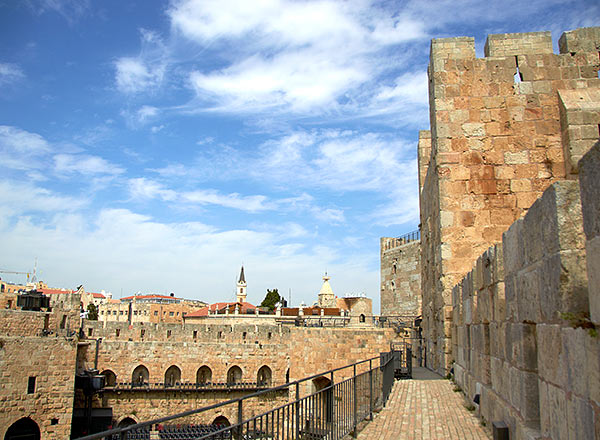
102,364,273,387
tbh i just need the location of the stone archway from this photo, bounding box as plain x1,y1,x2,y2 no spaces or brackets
4,417,40,440
101,369,117,386
132,365,149,385
257,365,272,386
196,365,212,384
164,365,181,387
227,366,242,384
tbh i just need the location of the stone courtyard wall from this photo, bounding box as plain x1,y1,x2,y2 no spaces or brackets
380,237,421,316
0,310,78,439
81,320,395,425
420,27,600,373
451,144,599,439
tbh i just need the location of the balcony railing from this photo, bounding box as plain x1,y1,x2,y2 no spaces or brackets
396,229,420,243
76,351,398,440
105,381,273,392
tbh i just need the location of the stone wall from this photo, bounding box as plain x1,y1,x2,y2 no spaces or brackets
0,311,78,439
81,320,396,425
420,27,600,372
380,237,421,316
451,143,599,439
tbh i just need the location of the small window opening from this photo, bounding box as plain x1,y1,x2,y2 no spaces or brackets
51,418,59,425
60,315,67,330
141,329,145,338
193,330,198,339
514,56,523,83
88,328,93,337
167,330,172,338
27,376,36,394
218,331,222,338
268,332,272,339
242,332,247,339
115,329,120,337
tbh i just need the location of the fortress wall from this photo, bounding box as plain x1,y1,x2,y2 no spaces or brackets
420,27,600,373
452,142,600,439
82,322,395,424
0,320,78,439
380,238,421,316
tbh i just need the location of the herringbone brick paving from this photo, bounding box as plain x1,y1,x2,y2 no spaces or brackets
356,374,492,440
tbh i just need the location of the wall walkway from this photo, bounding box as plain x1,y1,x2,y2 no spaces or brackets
357,370,491,440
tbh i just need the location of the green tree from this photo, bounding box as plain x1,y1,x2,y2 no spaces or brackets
87,303,99,320
260,288,281,311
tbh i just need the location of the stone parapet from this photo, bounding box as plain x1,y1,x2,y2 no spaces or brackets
484,32,553,57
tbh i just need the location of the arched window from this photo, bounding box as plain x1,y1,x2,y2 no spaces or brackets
196,366,212,384
5,417,40,440
212,416,230,427
165,365,181,387
227,366,242,384
118,417,137,428
286,368,290,383
132,365,149,385
101,370,117,387
359,314,366,323
257,365,272,387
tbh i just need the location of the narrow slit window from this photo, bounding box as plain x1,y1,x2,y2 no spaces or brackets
27,376,36,394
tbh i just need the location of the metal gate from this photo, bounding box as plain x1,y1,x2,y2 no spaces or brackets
391,342,412,379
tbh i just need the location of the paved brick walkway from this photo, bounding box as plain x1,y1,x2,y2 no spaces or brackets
356,374,491,440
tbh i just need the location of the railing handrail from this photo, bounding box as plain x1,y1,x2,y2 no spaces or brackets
395,229,420,243
75,354,389,440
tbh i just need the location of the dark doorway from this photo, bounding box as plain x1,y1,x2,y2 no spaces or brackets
5,417,41,440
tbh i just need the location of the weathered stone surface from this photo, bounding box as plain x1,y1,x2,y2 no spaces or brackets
380,238,421,316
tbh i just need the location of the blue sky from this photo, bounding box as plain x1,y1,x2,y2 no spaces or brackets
0,0,597,311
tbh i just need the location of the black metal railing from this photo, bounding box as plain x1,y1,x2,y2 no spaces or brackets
395,229,420,243
106,381,273,392
76,352,396,440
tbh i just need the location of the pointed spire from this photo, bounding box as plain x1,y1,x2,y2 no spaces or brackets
238,266,246,284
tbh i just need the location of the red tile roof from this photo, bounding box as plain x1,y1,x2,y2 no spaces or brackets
121,294,181,301
91,292,106,298
39,288,75,295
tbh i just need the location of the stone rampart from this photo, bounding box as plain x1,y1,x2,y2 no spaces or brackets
420,26,600,372
380,238,421,316
451,143,599,439
0,313,78,439
81,321,395,425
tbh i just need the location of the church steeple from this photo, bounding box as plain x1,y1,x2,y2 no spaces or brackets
236,266,247,303
318,272,336,308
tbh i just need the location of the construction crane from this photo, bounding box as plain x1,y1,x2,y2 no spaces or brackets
0,268,32,281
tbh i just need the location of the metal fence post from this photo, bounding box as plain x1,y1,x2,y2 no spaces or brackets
352,363,357,438
237,400,243,440
295,382,300,439
369,359,373,421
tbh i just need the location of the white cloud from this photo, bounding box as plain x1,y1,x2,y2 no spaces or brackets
170,0,426,115
0,63,24,86
115,58,164,94
0,205,379,306
128,177,177,201
181,190,270,212
0,125,51,171
54,154,125,175
137,105,159,122
114,29,167,94
0,180,86,217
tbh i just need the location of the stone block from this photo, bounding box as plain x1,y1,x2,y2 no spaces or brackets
536,324,566,387
567,394,595,440
587,236,600,325
562,327,597,400
504,274,518,322
509,323,538,372
579,141,600,239
516,264,543,323
503,218,525,276
538,250,589,323
539,380,568,440
509,366,540,422
492,282,506,322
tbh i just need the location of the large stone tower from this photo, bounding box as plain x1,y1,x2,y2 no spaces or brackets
317,274,336,308
236,266,247,303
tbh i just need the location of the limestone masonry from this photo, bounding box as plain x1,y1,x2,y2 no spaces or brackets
418,26,600,440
